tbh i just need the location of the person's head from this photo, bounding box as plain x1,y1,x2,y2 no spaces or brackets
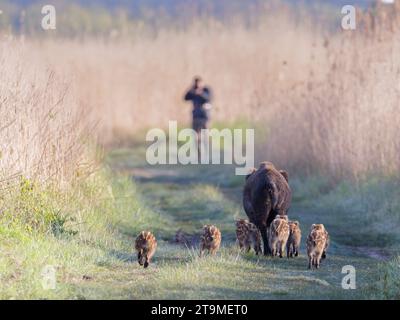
193,76,202,89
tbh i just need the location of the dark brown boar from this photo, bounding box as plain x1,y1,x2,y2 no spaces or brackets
243,162,292,255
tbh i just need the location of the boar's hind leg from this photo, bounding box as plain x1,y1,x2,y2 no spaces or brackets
144,257,149,268
259,224,270,256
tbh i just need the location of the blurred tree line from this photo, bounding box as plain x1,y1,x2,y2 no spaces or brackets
0,0,262,38
0,0,370,38
0,0,153,38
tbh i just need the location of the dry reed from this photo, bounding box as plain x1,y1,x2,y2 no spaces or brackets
0,39,90,189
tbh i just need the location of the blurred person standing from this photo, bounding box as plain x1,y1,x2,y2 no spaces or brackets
183,76,212,133
183,76,213,157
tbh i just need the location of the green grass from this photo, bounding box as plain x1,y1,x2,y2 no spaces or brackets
0,170,169,299
1,144,399,299
370,257,400,299
291,176,400,249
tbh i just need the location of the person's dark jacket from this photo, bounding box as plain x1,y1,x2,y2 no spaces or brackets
184,87,211,119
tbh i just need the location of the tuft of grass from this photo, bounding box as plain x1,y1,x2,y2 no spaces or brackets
369,256,400,300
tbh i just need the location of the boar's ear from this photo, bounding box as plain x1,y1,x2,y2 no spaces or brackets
279,170,289,182
245,168,256,180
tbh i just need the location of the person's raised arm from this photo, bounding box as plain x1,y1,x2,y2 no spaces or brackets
184,87,196,101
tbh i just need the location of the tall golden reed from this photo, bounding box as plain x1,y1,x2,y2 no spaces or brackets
0,39,90,189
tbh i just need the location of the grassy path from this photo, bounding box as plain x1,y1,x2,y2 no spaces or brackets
74,146,382,300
